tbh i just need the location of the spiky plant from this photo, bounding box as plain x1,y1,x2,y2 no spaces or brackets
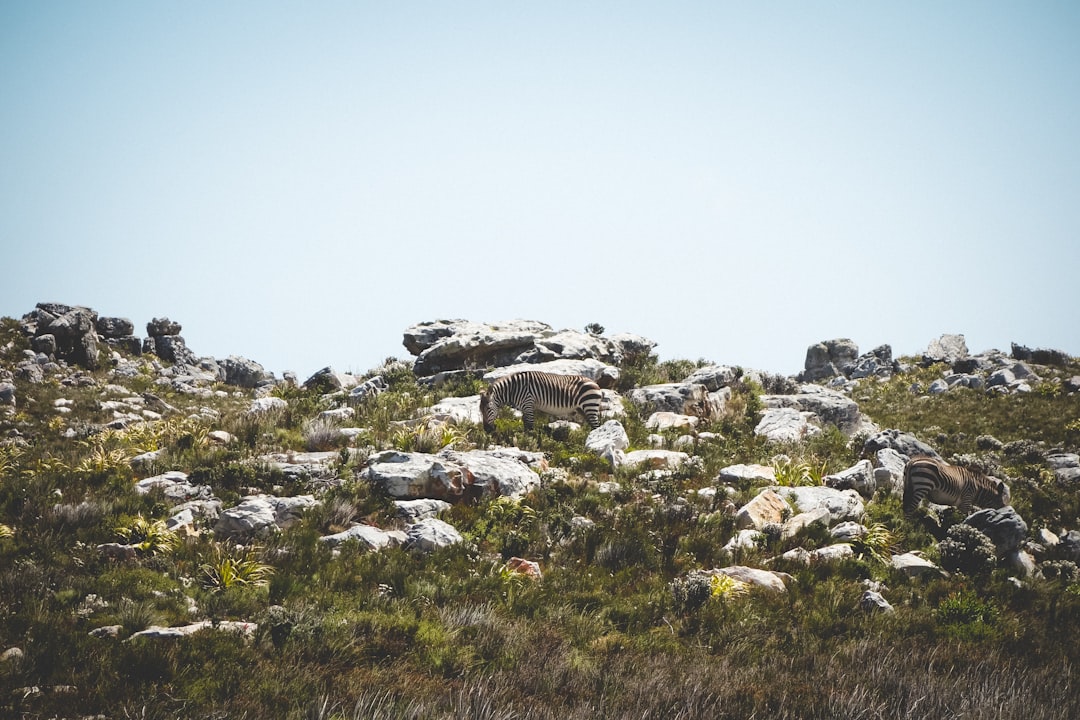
200,545,274,591
115,515,179,556
709,573,750,600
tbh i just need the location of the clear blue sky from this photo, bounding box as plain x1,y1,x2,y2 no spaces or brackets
3,2,1078,379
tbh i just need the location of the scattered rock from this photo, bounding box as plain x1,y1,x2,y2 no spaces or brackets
708,565,791,592
890,552,943,577
735,489,789,530
964,507,1028,556
924,334,968,365
755,407,819,442
773,486,865,523
129,620,256,640
214,495,318,538
395,499,452,522
717,463,776,485
585,420,630,457
800,338,859,382
860,590,894,613
406,518,464,552
824,460,876,498
320,524,407,550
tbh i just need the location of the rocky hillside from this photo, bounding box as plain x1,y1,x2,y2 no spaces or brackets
2,303,1079,719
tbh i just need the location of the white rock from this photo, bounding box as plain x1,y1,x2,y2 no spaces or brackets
320,524,406,550
406,518,464,552
718,463,776,484
645,412,699,431
620,449,690,471
248,397,287,415
735,489,789,530
773,486,865,523
585,420,630,456
710,565,791,592
755,407,820,443
890,552,943,577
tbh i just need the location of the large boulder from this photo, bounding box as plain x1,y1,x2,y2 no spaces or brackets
862,429,940,460
406,518,464,552
214,495,318,537
964,507,1028,556
735,489,789,530
924,334,969,365
754,407,819,443
628,383,726,419
773,485,865,523
483,358,620,387
762,385,876,437
221,356,273,388
800,338,859,382
824,460,876,499
27,303,101,370
320,524,407,550
585,420,630,456
362,449,540,502
403,319,653,377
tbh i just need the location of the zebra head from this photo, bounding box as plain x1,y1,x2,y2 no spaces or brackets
479,390,496,432
991,477,1011,508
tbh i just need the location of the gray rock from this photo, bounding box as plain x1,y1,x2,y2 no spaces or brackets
424,395,482,425
763,384,874,437
619,449,691,471
406,518,464,552
214,495,318,537
363,449,540,501
438,449,541,500
831,521,867,541
964,506,1028,555
585,420,630,456
710,565,791,592
861,590,894,613
682,365,739,391
133,471,214,502
773,486,865,523
146,317,182,336
303,367,359,392
0,382,15,407
862,429,940,460
846,345,896,379
891,552,943,577
249,397,288,415
221,356,272,388
320,524,406,550
824,460,876,498
780,507,832,541
349,375,388,404
395,499,452,522
801,338,859,381
95,317,134,338
872,448,908,496
924,334,968,365
755,407,819,442
718,463,776,485
627,382,718,417
1055,530,1080,562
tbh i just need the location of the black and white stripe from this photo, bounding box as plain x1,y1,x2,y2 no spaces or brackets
903,456,1011,518
480,371,603,432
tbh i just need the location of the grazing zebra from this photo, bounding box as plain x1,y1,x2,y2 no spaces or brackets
480,371,603,432
903,456,1011,519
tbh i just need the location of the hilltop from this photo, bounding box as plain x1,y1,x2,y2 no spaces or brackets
2,303,1079,719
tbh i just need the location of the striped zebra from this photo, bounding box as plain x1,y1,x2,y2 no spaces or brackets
480,371,603,432
903,456,1011,519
